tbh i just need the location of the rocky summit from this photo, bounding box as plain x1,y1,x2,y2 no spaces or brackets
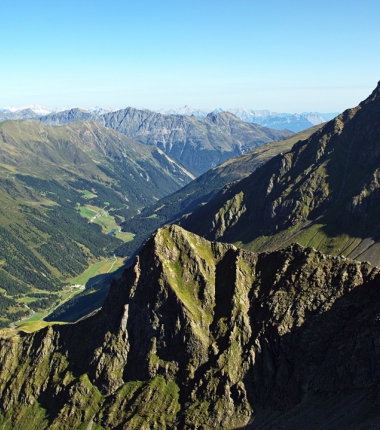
1,225,380,429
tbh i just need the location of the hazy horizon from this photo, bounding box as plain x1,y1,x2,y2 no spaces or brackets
0,103,342,116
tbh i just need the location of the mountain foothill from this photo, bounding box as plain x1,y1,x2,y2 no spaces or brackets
1,82,380,428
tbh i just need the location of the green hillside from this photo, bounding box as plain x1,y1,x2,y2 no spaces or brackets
0,119,193,327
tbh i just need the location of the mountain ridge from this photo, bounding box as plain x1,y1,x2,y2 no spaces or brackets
1,225,380,428
40,107,294,176
2,104,337,132
158,106,338,132
179,81,380,266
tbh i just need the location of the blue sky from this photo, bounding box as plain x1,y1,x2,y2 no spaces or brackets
1,0,379,112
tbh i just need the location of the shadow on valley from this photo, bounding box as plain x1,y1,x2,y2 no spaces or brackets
45,268,125,323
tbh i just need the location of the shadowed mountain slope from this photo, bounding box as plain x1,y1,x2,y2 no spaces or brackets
180,81,380,266
115,124,323,260
1,225,380,429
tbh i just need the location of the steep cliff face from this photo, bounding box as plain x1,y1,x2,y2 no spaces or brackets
180,81,380,267
1,225,380,429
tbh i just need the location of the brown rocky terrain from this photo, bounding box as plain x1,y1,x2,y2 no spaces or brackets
1,225,380,429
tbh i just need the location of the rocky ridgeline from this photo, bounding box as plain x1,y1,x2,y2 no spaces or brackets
180,81,380,267
1,225,380,429
40,108,293,176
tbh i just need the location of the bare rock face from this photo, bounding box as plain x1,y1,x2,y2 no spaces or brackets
1,225,380,429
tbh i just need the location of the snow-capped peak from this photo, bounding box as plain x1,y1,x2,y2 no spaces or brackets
2,104,51,115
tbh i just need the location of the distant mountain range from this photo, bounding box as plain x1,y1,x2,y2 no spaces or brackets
0,104,116,116
4,105,293,177
1,104,339,132
0,105,116,121
157,106,339,132
39,108,293,176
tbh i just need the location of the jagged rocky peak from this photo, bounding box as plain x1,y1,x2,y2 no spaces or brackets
364,79,380,101
1,225,380,428
206,110,239,123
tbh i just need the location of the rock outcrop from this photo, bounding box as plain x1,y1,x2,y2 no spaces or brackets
1,225,380,429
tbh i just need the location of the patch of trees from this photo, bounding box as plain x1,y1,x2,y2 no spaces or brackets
0,226,56,293
28,295,58,312
16,175,76,203
0,270,27,295
0,294,16,315
0,294,29,328
37,239,87,278
68,177,126,209
27,292,55,298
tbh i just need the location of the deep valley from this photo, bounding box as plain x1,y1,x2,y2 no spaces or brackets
2,82,380,429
